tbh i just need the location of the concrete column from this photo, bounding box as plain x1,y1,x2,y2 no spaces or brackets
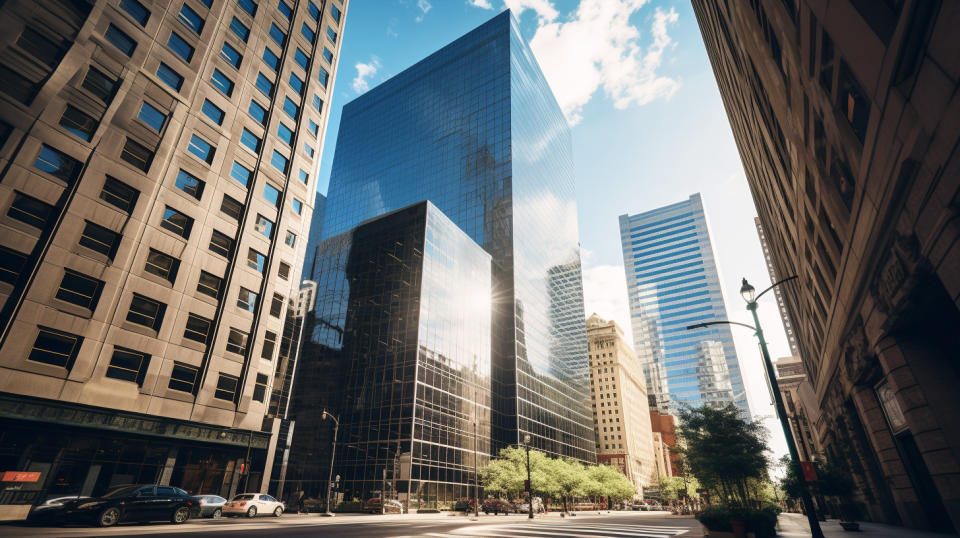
157,447,178,486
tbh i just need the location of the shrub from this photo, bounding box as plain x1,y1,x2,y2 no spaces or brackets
697,505,779,538
696,505,732,532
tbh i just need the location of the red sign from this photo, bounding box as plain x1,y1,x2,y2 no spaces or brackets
800,461,817,482
1,471,41,482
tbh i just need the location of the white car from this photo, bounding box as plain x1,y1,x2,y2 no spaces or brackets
223,493,285,518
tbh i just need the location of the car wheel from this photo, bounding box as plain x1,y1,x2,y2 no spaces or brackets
247,506,258,518
274,507,283,517
172,506,190,524
212,508,222,519
97,507,121,527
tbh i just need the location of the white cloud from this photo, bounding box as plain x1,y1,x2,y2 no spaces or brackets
468,0,494,9
352,57,382,93
510,0,680,125
581,263,634,349
415,0,432,22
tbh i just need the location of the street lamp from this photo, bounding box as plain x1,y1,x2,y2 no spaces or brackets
686,275,824,538
523,434,534,519
321,409,340,517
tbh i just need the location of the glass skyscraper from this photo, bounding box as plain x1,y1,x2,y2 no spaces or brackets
619,194,751,417
287,11,595,505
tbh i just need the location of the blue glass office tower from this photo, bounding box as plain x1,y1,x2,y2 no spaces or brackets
319,11,594,463
619,194,751,417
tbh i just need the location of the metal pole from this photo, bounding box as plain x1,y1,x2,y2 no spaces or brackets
324,414,339,516
474,420,479,517
526,443,533,519
747,301,824,538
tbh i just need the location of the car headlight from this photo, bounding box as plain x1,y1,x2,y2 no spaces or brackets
77,502,103,509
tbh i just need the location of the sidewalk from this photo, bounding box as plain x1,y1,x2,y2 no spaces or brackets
778,513,955,538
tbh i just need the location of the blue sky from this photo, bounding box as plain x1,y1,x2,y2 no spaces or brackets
317,0,791,459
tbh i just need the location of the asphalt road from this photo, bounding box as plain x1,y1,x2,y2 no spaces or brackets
0,511,703,538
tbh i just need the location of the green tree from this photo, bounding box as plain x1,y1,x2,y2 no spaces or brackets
587,463,635,503
676,403,770,506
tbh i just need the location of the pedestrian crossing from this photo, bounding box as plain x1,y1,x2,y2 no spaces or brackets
426,522,690,537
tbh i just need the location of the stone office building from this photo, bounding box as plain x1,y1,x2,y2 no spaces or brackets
693,0,960,532
0,0,346,519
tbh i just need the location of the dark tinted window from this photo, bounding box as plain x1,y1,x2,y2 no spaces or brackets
0,246,28,285
8,192,55,230
156,63,184,91
220,195,244,221
82,67,119,102
105,24,137,56
237,0,257,16
59,105,98,141
177,3,204,34
167,32,194,62
56,269,104,310
106,347,151,385
221,42,242,68
184,313,212,344
144,249,180,283
262,47,279,71
79,221,121,259
160,206,193,238
211,68,235,96
248,100,267,124
29,327,83,369
209,229,234,257
100,176,139,213
169,362,199,392
215,373,239,400
126,293,165,330
120,0,151,26
121,138,153,171
137,101,166,131
187,134,215,163
269,23,285,47
34,145,82,184
196,271,223,299
202,99,224,125
229,17,250,42
175,169,205,199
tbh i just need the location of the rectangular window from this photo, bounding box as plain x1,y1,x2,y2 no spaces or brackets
55,269,104,310
284,231,296,248
230,161,252,188
303,143,314,158
168,362,199,393
8,192,54,230
270,150,288,174
248,100,267,125
837,60,870,144
221,194,244,221
269,23,285,47
210,68,235,96
215,373,239,400
220,42,242,68
240,128,261,153
330,3,341,23
105,24,137,56
247,248,266,273
0,64,38,105
156,62,184,91
106,347,150,385
0,246,27,285
187,134,215,163
14,27,62,67
322,47,333,63
326,26,337,43
209,229,234,257
317,66,329,87
277,0,292,19
183,313,213,344
225,328,248,355
263,183,281,207
237,0,257,17
121,138,153,171
254,214,274,239
278,260,290,279
137,101,166,132
262,47,280,71
28,327,83,369
229,16,250,42
298,169,308,184
253,373,268,401
308,1,320,21
79,220,121,259
237,287,258,312
277,123,293,145
308,119,318,136
270,293,284,317
196,270,223,299
145,248,180,283
175,169,205,199
59,105,98,141
82,66,119,102
120,0,151,26
126,293,165,330
160,206,193,238
288,72,304,96
167,31,194,62
178,3,205,34
282,97,298,120
255,73,274,97
261,332,277,360
100,176,139,213
294,48,309,70
34,144,82,184
201,99,224,125
292,198,302,215
312,94,322,112
300,23,315,44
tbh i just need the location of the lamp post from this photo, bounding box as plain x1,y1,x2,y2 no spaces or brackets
523,434,533,519
321,409,339,517
686,276,823,538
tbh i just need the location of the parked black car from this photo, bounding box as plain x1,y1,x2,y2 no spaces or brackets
195,494,228,518
57,485,201,527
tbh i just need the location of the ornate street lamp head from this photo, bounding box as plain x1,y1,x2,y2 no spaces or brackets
740,278,756,304
523,433,531,445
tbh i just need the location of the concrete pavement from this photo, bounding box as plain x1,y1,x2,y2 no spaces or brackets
777,513,955,538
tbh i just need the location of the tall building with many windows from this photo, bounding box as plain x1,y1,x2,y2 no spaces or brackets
287,10,595,508
755,217,799,356
619,194,750,417
693,0,960,531
0,0,346,519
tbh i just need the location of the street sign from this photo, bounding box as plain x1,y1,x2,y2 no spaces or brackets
1,471,41,482
800,461,817,481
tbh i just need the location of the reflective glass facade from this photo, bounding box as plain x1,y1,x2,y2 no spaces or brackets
288,202,491,509
320,11,594,461
619,194,751,417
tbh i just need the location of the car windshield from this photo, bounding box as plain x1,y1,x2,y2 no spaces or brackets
233,494,256,500
101,486,141,499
